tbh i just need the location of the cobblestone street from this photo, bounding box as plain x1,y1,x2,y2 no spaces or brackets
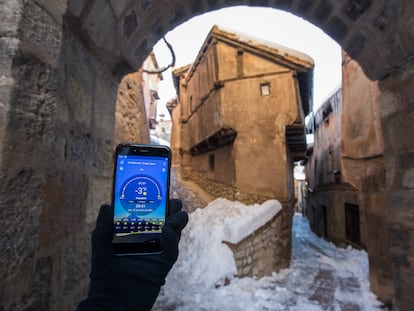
160,167,387,310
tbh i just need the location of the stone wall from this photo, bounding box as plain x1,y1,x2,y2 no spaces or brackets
182,168,294,278
307,184,360,246
182,168,273,205
1,0,414,310
0,1,118,309
378,60,414,311
224,210,289,278
341,52,393,305
114,72,150,145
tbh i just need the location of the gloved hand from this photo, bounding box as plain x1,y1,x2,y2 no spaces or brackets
77,199,188,311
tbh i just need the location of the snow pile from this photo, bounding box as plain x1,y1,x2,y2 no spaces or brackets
220,199,281,244
163,198,281,290
153,200,385,311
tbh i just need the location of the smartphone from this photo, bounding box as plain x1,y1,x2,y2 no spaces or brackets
112,143,171,255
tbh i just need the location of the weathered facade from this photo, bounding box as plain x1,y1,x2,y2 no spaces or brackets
305,52,393,305
171,25,313,279
167,97,181,164
305,88,362,245
114,52,162,145
1,1,414,310
173,25,313,206
142,53,163,130
340,51,392,304
114,72,149,145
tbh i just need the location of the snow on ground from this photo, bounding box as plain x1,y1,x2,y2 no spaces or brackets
153,199,386,311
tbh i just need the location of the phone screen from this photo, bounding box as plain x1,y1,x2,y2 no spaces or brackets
112,144,171,255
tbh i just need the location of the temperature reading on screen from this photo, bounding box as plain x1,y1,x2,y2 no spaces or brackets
135,187,147,195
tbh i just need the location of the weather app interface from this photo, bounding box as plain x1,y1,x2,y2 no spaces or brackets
113,154,168,241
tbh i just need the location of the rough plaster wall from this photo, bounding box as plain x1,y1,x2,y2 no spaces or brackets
308,188,359,244
1,0,414,309
212,42,302,200
190,144,235,185
0,0,117,309
341,54,393,304
170,100,181,165
223,73,298,199
0,0,69,309
114,72,150,145
379,62,414,311
313,98,342,185
342,57,384,160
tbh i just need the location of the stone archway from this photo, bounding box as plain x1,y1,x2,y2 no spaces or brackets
1,0,413,310
66,0,414,81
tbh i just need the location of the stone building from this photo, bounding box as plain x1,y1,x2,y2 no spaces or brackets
1,1,414,310
167,97,181,164
305,88,362,245
114,52,162,145
172,25,314,206
142,52,163,130
170,25,313,279
150,115,172,145
305,52,393,305
293,163,307,213
305,89,346,238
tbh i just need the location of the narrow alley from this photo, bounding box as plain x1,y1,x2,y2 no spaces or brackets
153,168,387,311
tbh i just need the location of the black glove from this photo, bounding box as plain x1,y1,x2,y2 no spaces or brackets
77,199,188,311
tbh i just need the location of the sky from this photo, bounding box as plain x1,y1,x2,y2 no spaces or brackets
152,198,384,310
152,6,342,120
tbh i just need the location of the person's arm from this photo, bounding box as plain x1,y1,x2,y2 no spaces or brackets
77,199,188,311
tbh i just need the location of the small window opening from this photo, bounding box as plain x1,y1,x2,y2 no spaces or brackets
328,149,333,173
260,83,270,96
321,204,328,238
345,203,361,246
209,153,215,172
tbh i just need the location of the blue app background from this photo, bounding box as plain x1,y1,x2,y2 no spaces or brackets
113,154,168,235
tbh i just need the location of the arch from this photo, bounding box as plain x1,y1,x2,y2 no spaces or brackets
65,1,414,309
67,0,414,81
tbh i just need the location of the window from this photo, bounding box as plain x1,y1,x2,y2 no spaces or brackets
321,204,328,238
322,103,333,121
260,83,270,96
328,149,333,173
345,203,361,246
150,90,160,100
209,153,215,172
